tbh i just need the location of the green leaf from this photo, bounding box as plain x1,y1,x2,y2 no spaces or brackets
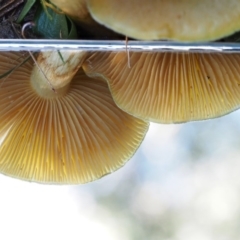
33,4,78,39
66,17,77,39
16,0,36,23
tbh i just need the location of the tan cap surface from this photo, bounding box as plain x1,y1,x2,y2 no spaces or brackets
87,0,240,41
50,0,121,38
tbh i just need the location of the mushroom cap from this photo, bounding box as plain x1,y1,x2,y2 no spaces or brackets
50,0,122,39
83,51,240,123
50,0,92,24
0,52,149,184
87,0,240,41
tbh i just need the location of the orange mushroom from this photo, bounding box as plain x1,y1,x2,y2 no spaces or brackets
0,51,148,184
83,51,240,123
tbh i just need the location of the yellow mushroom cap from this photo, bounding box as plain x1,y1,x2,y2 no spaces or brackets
50,0,92,25
86,0,240,41
49,0,121,39
0,52,149,184
83,51,240,123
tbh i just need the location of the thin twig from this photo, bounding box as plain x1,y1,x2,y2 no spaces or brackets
11,20,21,38
21,21,34,38
0,0,24,18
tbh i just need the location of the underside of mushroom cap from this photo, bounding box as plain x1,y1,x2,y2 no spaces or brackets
83,51,240,123
87,0,240,41
0,52,149,184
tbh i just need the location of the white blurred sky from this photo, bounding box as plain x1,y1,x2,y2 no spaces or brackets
1,111,240,240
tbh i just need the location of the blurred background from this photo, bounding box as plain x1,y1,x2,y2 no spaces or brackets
1,106,240,240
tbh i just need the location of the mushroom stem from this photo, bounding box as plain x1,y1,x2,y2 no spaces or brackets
30,51,87,98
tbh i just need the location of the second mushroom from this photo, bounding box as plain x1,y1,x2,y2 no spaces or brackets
83,51,240,123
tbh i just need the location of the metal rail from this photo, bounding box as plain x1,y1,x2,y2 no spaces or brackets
0,39,240,52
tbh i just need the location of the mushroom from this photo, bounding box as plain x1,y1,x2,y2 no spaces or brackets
83,51,240,123
86,0,240,41
48,0,122,39
49,0,92,27
0,51,149,184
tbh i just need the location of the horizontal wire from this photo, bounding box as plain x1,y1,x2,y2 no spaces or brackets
0,39,240,53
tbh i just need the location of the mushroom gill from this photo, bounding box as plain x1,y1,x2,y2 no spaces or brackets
86,0,240,41
0,51,148,184
83,51,240,123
